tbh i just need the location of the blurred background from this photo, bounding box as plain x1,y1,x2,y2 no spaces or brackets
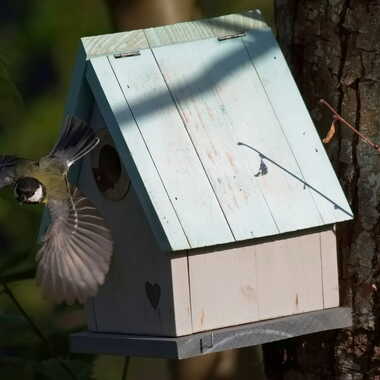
0,1,272,379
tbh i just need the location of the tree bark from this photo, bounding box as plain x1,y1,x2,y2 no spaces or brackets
267,1,380,379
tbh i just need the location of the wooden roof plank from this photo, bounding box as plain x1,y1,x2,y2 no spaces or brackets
152,37,325,239
108,51,234,248
243,30,353,223
144,19,214,48
78,11,353,252
86,56,190,251
144,10,267,48
81,10,267,59
152,38,278,239
207,37,324,233
82,30,149,58
207,11,268,37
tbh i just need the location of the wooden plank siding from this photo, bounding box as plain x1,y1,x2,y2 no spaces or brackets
78,11,352,252
152,37,279,240
108,51,234,248
242,30,353,224
82,30,149,58
188,244,259,332
143,11,267,48
255,231,324,321
320,228,340,308
152,37,325,239
188,228,337,333
86,32,352,250
86,56,190,251
81,10,268,58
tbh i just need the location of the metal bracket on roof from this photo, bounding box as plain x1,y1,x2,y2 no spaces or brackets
217,32,246,41
200,332,214,353
114,50,141,58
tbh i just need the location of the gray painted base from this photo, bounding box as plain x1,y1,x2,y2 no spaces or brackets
70,307,352,359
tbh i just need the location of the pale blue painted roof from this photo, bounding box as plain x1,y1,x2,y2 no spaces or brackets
86,22,353,251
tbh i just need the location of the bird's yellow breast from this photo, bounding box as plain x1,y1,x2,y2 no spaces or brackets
18,160,69,201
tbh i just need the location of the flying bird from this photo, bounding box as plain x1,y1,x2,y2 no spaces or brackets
0,116,113,305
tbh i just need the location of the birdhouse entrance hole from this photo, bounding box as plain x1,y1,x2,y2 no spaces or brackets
96,144,121,187
91,128,130,201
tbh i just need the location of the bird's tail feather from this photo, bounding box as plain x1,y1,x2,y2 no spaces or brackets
49,115,99,167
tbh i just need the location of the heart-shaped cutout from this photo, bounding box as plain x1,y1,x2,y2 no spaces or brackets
145,282,161,309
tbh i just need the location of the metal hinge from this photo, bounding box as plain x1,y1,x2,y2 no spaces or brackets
114,50,141,58
217,32,246,41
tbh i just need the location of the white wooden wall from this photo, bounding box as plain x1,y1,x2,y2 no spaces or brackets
187,228,339,333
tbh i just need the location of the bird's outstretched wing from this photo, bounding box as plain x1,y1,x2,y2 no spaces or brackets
36,186,113,304
47,115,100,168
0,155,23,189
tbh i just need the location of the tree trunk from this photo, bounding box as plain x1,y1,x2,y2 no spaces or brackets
266,1,380,379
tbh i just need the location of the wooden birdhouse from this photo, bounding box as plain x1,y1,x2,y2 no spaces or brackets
48,10,354,359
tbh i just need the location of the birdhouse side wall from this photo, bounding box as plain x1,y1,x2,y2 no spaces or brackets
180,227,339,334
78,104,192,337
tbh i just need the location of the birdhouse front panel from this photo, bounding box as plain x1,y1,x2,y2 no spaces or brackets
86,27,352,253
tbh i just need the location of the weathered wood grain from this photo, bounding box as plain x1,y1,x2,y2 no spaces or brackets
58,10,353,253
144,19,214,48
170,252,193,335
82,30,149,58
187,229,334,333
86,56,190,251
151,37,276,240
320,227,340,308
81,11,267,58
144,11,267,47
153,37,324,240
207,10,267,38
188,244,259,332
108,50,234,248
255,231,324,320
243,30,353,224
